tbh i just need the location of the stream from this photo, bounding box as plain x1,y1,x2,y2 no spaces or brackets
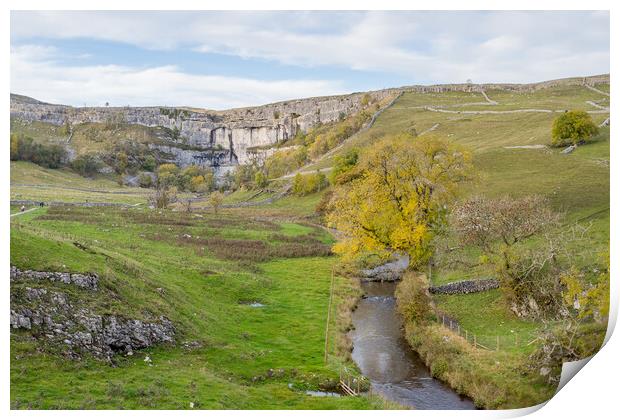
350,281,475,410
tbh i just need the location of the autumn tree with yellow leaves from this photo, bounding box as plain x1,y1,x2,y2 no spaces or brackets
326,134,472,269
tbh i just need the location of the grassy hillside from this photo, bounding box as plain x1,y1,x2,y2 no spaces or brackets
10,206,391,409
11,161,154,205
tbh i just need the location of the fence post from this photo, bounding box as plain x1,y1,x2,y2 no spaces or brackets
496,335,500,351
457,325,460,336
449,320,453,330
465,329,468,342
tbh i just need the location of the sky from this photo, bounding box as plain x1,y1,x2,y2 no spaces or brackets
10,10,610,110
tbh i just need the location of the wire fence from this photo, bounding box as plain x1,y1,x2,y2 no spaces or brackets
435,310,537,352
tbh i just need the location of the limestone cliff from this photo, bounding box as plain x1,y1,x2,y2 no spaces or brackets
10,89,397,174
10,74,608,174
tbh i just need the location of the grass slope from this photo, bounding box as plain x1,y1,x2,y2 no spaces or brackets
11,207,389,409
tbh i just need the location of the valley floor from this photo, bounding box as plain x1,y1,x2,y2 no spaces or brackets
10,80,610,409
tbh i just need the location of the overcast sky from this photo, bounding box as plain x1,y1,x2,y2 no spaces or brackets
10,11,609,109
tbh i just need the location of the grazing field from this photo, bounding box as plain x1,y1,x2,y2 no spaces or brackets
10,206,391,409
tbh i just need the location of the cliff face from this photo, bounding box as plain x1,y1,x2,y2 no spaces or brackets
10,90,396,173
10,74,609,173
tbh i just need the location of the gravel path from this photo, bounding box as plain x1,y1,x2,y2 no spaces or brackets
424,106,609,115
10,208,39,217
584,84,610,97
481,90,498,105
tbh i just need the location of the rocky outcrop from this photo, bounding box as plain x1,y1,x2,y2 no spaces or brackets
428,278,499,295
10,268,175,359
11,266,99,290
10,74,608,172
10,89,396,170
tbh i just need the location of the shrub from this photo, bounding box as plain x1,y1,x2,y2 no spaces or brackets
151,187,173,209
360,93,372,107
71,153,101,176
142,155,156,171
208,191,225,214
189,175,207,193
292,171,328,196
395,272,433,323
330,149,359,184
254,171,268,188
157,163,179,175
551,110,599,147
10,133,67,169
138,173,154,188
315,190,334,216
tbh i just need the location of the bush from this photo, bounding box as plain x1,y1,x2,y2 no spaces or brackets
551,110,599,147
254,171,268,188
10,133,67,169
292,171,328,196
71,153,102,177
189,175,207,192
150,186,175,209
395,272,433,323
315,190,334,216
330,149,359,184
138,173,154,188
157,163,179,175
142,155,156,171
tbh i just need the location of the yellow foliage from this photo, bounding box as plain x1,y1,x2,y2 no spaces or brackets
327,133,472,268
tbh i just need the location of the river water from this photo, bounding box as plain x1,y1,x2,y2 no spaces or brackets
350,281,475,410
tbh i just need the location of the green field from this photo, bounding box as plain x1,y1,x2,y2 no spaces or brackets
10,206,392,409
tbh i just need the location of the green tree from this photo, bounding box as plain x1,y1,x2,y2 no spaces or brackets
551,110,599,147
71,154,101,177
138,172,154,188
330,149,359,184
142,155,156,171
254,171,268,188
115,151,128,174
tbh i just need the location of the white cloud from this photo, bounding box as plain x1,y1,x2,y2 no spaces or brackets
10,44,345,109
9,11,610,106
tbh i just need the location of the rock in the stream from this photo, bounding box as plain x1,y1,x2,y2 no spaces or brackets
360,255,409,281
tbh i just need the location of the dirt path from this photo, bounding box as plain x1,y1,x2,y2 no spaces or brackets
418,123,440,136
584,84,610,97
11,183,151,195
586,100,609,111
277,166,333,180
481,90,498,105
424,106,609,115
10,208,39,217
